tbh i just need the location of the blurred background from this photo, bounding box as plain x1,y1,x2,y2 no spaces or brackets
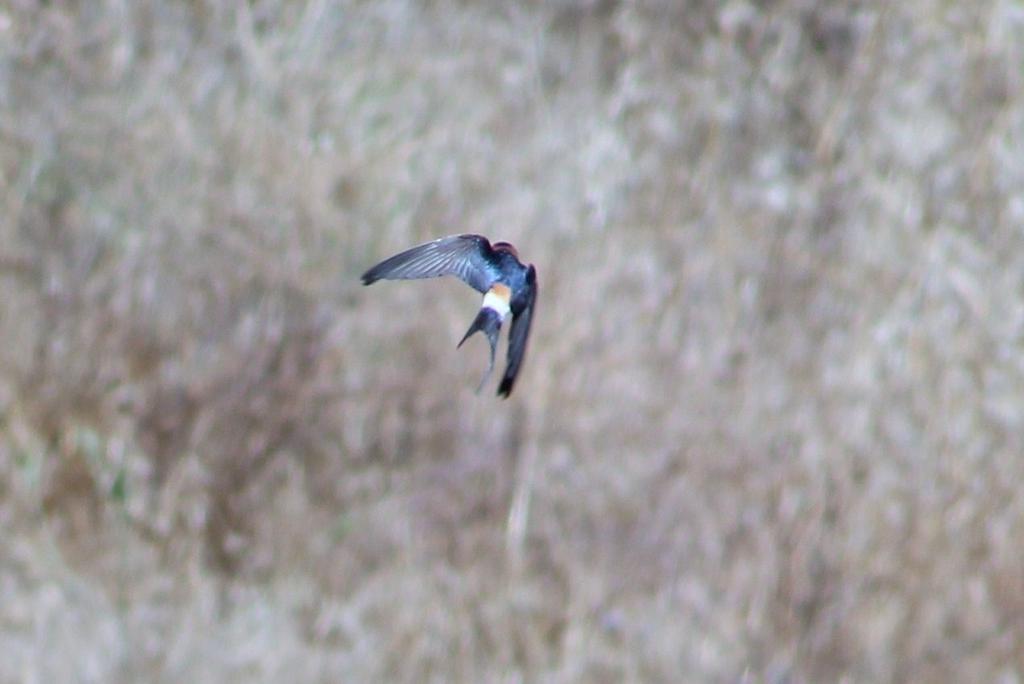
2,0,1024,681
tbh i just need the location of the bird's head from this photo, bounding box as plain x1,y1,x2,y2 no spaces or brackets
492,241,519,259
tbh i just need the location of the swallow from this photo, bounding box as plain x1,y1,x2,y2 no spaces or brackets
362,234,537,397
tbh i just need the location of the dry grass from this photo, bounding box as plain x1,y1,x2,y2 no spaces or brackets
2,0,1024,681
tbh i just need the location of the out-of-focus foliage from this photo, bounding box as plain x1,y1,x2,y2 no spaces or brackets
1,1,1023,681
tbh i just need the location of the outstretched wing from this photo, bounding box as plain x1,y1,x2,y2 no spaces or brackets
361,234,497,293
497,265,537,398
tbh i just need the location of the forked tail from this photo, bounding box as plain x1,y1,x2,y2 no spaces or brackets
458,308,502,392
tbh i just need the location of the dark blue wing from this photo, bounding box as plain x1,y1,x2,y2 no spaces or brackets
362,234,497,293
497,265,536,397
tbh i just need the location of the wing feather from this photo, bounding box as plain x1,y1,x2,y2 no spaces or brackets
361,234,496,293
497,265,537,398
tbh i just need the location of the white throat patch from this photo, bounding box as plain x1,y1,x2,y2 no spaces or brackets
482,285,511,320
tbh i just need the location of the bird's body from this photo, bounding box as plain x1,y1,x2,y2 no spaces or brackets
362,235,537,397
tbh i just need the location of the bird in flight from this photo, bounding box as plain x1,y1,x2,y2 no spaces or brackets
362,234,537,397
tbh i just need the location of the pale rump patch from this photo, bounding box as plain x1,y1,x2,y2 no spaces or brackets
482,283,511,319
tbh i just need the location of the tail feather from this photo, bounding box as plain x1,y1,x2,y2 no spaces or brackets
458,308,502,392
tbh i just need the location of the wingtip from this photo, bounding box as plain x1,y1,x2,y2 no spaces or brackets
360,272,376,286
496,378,513,398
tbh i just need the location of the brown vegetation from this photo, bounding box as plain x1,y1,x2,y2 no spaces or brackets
2,1,1023,681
